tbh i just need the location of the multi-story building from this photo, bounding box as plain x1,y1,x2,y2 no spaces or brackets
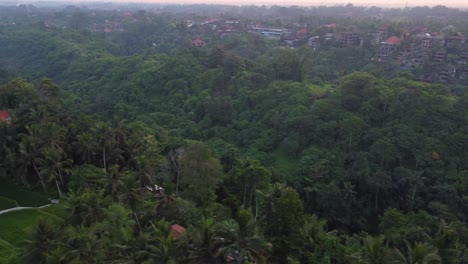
336,32,360,46
379,36,401,58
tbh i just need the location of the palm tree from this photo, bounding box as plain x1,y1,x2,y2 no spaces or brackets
68,190,104,226
215,215,272,264
118,173,146,234
187,217,221,263
17,133,46,190
92,122,115,171
384,241,441,264
59,224,105,263
143,219,179,263
73,132,96,164
104,165,126,202
364,235,387,264
40,147,73,197
300,214,328,253
22,220,59,264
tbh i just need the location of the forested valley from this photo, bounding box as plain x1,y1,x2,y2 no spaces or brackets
1,3,468,263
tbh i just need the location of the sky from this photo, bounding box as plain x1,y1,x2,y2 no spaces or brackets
88,0,467,8
150,0,467,7
4,0,468,8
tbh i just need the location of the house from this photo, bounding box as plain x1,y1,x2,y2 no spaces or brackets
297,28,308,39
379,36,401,58
336,32,360,46
250,26,291,40
446,35,466,48
458,52,468,65
421,38,432,49
324,33,334,41
439,65,456,81
460,67,468,80
191,39,206,47
432,51,446,64
171,224,186,239
308,36,320,48
320,23,336,29
371,31,384,45
0,110,11,125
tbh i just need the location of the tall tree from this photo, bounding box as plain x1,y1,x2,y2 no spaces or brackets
179,141,224,205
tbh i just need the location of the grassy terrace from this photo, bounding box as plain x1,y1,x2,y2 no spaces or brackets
0,181,68,263
0,181,51,207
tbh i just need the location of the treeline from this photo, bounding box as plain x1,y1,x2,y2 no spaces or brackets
2,77,467,263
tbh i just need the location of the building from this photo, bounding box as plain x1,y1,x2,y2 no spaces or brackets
446,35,466,48
171,224,186,239
297,28,308,39
250,26,291,40
0,110,11,125
421,38,432,49
191,39,206,47
308,36,320,48
379,36,401,58
432,51,446,64
336,32,360,46
439,65,457,81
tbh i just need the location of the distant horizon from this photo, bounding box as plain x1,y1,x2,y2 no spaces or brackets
1,0,468,9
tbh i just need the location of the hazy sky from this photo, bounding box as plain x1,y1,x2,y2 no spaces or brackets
108,0,468,8
158,0,468,7
6,0,468,8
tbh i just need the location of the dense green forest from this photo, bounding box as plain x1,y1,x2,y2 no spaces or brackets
1,3,468,264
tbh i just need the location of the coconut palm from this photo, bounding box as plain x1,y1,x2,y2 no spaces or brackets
385,241,441,264
104,165,126,202
68,190,105,226
92,122,115,171
142,219,179,264
73,132,97,164
40,147,73,197
187,217,221,263
17,133,46,190
59,224,105,263
364,235,388,264
22,220,59,264
215,214,272,264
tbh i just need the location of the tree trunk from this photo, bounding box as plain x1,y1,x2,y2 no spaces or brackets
411,186,417,201
248,185,254,209
134,212,143,235
375,190,379,210
20,168,29,186
103,148,107,171
255,190,259,219
55,178,62,197
242,183,247,208
33,163,46,191
175,170,181,196
58,168,64,187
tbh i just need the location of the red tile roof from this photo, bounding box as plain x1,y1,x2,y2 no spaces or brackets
297,28,308,35
383,36,401,45
171,224,186,239
192,39,206,46
0,110,11,124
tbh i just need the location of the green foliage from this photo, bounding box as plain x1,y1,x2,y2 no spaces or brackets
0,238,18,264
0,196,18,210
1,8,468,263
179,141,224,205
0,181,50,207
40,203,71,220
0,209,63,246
